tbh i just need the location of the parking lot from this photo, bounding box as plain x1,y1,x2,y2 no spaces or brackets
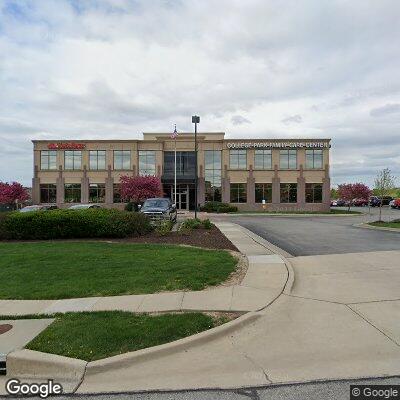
223,207,400,256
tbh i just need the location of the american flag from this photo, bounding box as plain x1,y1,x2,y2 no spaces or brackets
170,125,178,139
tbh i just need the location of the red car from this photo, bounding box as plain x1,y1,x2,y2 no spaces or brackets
391,198,400,209
352,198,368,207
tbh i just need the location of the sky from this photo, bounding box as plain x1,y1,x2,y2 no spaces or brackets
0,0,399,187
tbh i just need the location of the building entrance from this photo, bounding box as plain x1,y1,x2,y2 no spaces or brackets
164,183,195,210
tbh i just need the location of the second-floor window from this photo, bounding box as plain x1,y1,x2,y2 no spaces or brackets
64,151,82,170
279,149,297,169
139,151,156,175
114,150,131,170
40,150,57,170
306,149,323,169
254,149,272,169
230,150,247,169
89,150,106,170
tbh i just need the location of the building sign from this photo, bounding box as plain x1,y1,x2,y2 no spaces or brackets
47,143,86,150
226,141,330,149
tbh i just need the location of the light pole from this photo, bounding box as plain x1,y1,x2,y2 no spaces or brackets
192,115,200,219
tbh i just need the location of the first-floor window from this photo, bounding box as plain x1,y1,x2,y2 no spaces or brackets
40,184,57,203
306,183,323,203
230,183,247,203
255,183,272,203
89,184,105,203
280,183,297,203
64,184,81,203
113,184,122,203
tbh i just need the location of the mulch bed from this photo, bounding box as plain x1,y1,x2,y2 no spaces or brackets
118,226,238,251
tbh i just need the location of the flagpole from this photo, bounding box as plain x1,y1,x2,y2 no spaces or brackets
174,125,177,207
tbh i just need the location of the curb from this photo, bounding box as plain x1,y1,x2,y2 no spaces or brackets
355,223,400,233
211,212,363,218
6,349,87,383
85,311,261,375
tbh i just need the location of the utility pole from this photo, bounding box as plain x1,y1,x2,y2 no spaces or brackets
192,115,200,219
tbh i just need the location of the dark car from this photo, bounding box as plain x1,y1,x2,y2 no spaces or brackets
139,198,177,223
369,196,393,207
19,204,58,212
335,199,346,207
352,198,368,207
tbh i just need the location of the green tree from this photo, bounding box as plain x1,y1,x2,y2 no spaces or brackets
374,168,396,222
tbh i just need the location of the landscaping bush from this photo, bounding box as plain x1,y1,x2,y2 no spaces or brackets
200,201,238,213
202,219,213,230
0,209,152,240
0,212,10,240
178,218,214,234
181,218,202,230
155,220,174,236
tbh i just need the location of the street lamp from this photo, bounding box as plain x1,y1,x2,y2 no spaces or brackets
192,115,200,219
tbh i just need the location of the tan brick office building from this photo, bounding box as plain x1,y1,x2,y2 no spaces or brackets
32,133,331,211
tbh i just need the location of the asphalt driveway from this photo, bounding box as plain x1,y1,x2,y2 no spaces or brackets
219,207,400,256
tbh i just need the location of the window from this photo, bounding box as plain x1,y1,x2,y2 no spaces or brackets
205,150,222,202
279,150,297,169
64,151,82,170
40,151,57,170
89,150,106,170
306,183,323,203
230,183,247,203
280,183,297,203
255,183,272,203
114,150,131,170
230,150,247,169
113,184,122,203
254,150,272,170
89,184,105,203
306,149,323,169
64,184,81,203
139,151,156,175
40,184,57,203
163,151,195,178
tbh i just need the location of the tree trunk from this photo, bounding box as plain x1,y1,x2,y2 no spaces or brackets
379,202,382,222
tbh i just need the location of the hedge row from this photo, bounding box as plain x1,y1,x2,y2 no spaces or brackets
0,209,152,240
200,202,238,213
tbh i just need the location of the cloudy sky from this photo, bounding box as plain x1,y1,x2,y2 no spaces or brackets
0,0,399,187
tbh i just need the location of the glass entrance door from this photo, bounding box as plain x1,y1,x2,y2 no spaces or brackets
177,184,189,210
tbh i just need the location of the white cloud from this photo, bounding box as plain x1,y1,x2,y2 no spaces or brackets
0,0,400,186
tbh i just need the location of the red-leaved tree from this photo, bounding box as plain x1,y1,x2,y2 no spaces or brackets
338,183,372,210
120,175,163,205
0,182,29,207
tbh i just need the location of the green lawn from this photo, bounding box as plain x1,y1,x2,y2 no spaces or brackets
10,312,225,361
368,221,400,229
0,242,237,300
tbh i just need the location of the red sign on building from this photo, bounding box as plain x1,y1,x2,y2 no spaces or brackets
47,143,86,150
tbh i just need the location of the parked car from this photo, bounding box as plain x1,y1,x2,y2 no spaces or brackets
369,196,393,207
352,198,368,207
139,198,177,223
335,199,346,207
330,200,338,207
68,204,102,210
19,204,58,212
391,198,400,209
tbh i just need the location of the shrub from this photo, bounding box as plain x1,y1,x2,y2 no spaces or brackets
202,219,213,230
181,218,202,230
0,212,10,240
1,209,152,240
155,220,173,236
200,202,238,213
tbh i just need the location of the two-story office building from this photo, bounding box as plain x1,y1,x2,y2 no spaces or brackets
32,132,331,211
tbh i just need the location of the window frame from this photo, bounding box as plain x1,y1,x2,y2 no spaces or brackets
64,150,82,170
280,183,297,203
113,150,131,170
255,183,272,203
229,149,247,170
89,150,106,170
279,149,297,170
64,183,81,203
305,149,323,169
113,183,122,203
305,183,323,203
89,183,106,203
204,150,222,202
40,184,57,203
40,150,57,170
230,183,247,203
254,149,272,170
138,150,156,176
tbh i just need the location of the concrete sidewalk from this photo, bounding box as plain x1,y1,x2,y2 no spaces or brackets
0,223,288,315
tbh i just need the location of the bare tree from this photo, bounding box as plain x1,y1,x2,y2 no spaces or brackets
374,168,396,222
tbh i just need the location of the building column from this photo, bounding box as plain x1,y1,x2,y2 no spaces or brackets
198,165,205,206
32,165,40,204
56,166,64,207
247,164,255,207
272,164,280,204
297,164,306,206
81,166,89,203
105,164,114,205
221,164,230,203
322,163,331,210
